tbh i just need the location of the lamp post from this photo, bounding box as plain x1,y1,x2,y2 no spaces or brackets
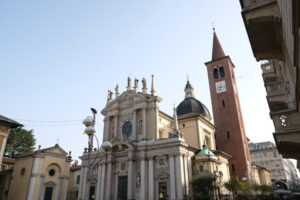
83,108,97,200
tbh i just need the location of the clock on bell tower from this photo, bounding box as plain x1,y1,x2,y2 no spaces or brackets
205,29,252,181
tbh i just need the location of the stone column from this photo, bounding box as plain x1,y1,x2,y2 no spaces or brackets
81,167,87,200
175,154,184,199
140,158,147,200
114,116,118,138
0,135,7,165
187,156,192,182
56,176,63,199
148,156,154,200
169,154,176,200
100,164,106,200
127,158,134,200
142,108,147,139
105,162,113,200
95,164,102,200
63,177,69,200
78,166,86,199
26,156,40,200
37,175,44,200
132,110,136,140
105,117,110,140
184,155,189,195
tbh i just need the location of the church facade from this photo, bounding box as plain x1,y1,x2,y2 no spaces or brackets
78,74,231,200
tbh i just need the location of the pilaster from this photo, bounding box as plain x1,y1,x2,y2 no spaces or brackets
168,154,176,200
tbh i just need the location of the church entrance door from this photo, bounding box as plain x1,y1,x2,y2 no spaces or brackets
158,182,167,200
117,176,128,200
43,187,53,200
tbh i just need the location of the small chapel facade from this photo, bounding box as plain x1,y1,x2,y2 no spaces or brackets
78,76,231,200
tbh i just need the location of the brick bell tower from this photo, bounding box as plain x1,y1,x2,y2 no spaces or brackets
205,29,251,181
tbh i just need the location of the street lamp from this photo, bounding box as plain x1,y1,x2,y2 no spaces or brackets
83,108,97,200
82,108,113,200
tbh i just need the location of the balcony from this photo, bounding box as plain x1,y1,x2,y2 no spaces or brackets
261,61,277,82
272,110,300,160
240,0,282,60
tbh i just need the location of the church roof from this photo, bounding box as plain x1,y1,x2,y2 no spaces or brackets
0,115,22,128
185,81,193,89
197,147,215,156
176,97,211,118
212,30,226,60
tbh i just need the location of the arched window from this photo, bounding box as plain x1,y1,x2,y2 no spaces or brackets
219,67,225,77
214,68,219,79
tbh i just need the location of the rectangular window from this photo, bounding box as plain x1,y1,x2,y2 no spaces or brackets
76,175,80,184
199,165,204,172
226,131,230,139
222,100,225,107
232,164,235,173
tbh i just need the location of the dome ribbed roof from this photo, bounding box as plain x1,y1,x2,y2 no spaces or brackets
176,97,211,118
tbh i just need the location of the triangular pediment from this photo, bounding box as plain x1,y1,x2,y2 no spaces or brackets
43,145,68,156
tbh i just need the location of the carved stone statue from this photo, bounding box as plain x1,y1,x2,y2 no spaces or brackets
134,78,139,88
127,77,131,88
115,84,119,96
136,173,141,188
107,90,113,101
142,78,147,89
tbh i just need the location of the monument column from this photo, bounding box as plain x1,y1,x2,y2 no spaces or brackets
95,164,102,200
127,157,134,200
184,155,189,194
168,154,176,200
105,162,112,200
114,116,118,138
140,157,147,200
132,110,136,140
148,156,154,200
100,164,106,200
175,154,184,199
142,108,147,139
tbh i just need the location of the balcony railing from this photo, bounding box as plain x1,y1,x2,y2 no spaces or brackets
266,81,285,96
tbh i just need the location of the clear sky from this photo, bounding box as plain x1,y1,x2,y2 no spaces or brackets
0,1,275,162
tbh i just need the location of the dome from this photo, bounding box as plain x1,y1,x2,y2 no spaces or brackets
176,97,211,118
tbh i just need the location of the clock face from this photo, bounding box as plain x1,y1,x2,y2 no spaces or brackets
122,121,132,137
216,80,226,93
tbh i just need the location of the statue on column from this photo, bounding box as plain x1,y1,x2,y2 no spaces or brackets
115,84,120,97
133,78,139,93
107,90,113,102
127,77,131,91
142,78,147,94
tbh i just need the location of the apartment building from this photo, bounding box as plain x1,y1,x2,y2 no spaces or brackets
249,141,298,190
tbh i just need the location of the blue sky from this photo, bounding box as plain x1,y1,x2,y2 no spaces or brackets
0,1,274,162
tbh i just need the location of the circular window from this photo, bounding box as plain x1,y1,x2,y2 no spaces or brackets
49,169,55,176
21,168,25,176
122,121,132,137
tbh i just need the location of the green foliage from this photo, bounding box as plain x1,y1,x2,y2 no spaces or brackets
4,127,35,157
239,181,249,191
224,179,240,193
191,173,217,198
253,184,273,194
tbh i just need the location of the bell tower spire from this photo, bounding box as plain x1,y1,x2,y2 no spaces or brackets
212,29,226,60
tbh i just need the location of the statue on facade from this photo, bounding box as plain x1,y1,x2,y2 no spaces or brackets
115,84,120,97
127,77,131,89
134,78,139,88
142,78,147,89
107,90,113,101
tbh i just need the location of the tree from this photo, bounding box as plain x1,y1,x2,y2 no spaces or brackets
224,179,240,197
191,173,217,199
4,127,35,157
